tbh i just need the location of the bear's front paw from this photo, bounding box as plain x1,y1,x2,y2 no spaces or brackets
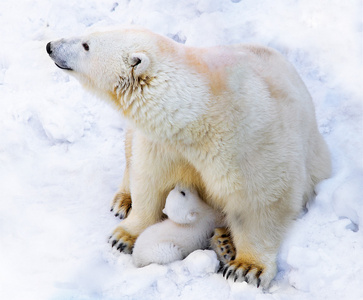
110,192,132,219
220,255,275,289
210,227,236,264
109,226,137,254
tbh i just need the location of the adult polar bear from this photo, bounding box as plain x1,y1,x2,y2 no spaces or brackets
46,27,331,288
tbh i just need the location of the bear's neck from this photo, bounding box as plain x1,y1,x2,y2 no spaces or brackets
115,63,212,144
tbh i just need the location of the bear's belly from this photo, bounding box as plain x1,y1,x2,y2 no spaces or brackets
173,145,244,207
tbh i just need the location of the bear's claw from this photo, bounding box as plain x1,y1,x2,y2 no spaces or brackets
220,258,264,288
109,226,136,254
211,227,269,288
116,243,126,252
111,192,132,219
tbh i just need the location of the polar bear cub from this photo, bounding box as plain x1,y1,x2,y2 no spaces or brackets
132,185,217,267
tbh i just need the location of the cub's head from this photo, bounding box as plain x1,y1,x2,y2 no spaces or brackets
163,185,203,224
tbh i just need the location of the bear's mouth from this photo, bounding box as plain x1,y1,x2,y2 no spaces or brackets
55,62,73,71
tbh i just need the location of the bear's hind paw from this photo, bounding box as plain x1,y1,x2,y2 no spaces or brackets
220,256,275,289
210,227,236,265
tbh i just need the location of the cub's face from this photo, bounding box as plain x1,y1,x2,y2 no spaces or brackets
46,30,152,97
163,186,202,224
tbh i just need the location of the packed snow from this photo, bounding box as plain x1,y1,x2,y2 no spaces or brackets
0,0,362,299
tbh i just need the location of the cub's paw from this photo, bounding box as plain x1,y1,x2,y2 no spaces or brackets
109,226,137,254
210,227,236,265
110,192,132,219
220,255,274,289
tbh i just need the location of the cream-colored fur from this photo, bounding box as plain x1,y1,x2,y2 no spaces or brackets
47,27,331,288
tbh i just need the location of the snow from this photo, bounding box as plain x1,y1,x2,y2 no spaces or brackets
0,0,362,299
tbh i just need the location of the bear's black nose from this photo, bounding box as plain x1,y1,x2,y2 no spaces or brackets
46,42,52,55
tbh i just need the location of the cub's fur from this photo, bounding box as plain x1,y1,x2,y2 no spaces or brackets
132,185,218,267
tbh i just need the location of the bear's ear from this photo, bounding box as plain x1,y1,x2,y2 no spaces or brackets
129,53,150,77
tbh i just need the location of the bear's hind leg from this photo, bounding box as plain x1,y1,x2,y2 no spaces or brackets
220,193,296,288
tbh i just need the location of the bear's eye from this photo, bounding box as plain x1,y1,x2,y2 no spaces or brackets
82,43,89,51
180,191,186,196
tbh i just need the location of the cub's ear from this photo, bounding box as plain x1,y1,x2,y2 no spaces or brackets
129,53,150,77
186,212,198,222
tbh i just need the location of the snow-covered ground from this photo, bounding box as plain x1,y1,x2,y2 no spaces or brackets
0,1,362,299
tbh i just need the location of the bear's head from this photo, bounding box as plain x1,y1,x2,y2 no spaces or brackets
46,29,154,100
46,28,209,142
162,185,204,224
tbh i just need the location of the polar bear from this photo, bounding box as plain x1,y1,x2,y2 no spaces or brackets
46,27,331,288
132,185,218,267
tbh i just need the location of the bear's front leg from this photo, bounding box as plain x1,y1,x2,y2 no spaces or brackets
111,127,133,219
110,226,137,254
109,131,177,254
110,162,132,219
111,191,132,219
109,180,168,253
